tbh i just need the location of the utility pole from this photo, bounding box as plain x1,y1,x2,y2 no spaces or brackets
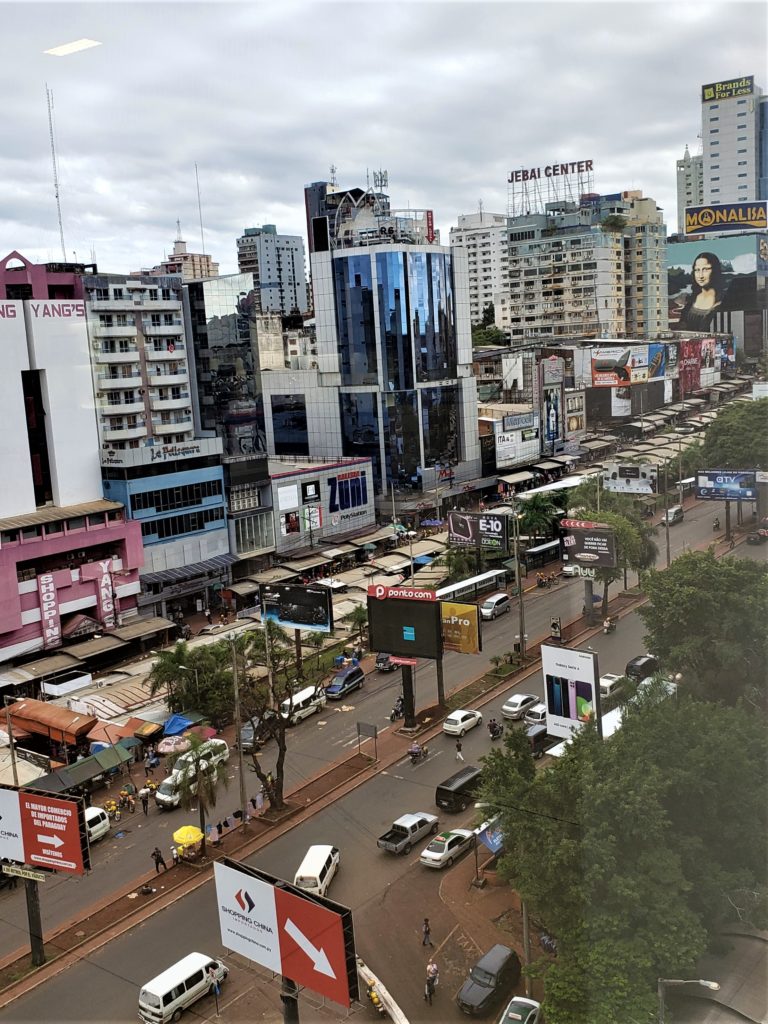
511,510,527,659
25,879,45,966
230,636,248,834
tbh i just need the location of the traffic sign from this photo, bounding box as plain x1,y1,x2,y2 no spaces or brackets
214,860,358,1007
0,785,87,876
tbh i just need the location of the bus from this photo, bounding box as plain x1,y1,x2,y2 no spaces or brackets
435,569,508,603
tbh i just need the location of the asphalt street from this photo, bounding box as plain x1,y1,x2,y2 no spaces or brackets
0,499,764,1021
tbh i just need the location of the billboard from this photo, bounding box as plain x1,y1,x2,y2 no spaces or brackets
591,345,649,387
678,338,701,395
214,860,358,1007
0,786,88,875
601,463,658,495
701,76,754,102
560,518,617,569
684,201,767,236
696,470,757,501
541,644,599,741
441,602,481,655
668,235,761,332
542,383,564,447
447,511,509,552
367,595,442,660
260,583,334,633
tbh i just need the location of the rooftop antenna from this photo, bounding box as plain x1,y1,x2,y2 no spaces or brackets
45,83,66,261
194,164,206,253
175,218,183,241
329,163,338,186
478,198,484,222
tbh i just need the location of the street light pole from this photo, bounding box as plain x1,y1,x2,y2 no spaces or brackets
229,636,248,834
658,978,720,1023
511,510,527,660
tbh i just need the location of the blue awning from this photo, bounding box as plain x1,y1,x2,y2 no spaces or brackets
163,713,194,736
414,555,434,566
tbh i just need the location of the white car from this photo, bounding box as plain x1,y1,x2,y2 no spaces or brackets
443,709,483,736
495,996,542,1023
599,673,623,699
501,693,540,720
562,563,580,577
419,829,474,869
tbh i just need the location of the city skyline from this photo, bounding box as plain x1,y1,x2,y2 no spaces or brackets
1,0,765,275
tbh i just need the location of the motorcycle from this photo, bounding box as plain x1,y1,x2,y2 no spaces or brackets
712,517,721,531
409,745,429,765
536,573,551,589
390,698,404,722
603,616,617,635
488,721,504,741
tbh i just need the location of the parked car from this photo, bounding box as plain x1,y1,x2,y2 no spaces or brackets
501,693,540,720
198,623,228,636
239,711,278,752
523,702,547,727
495,996,542,1023
673,425,697,435
375,652,397,672
443,709,483,736
456,944,521,1016
625,655,660,682
325,664,365,700
419,828,474,869
480,593,511,620
377,812,438,855
747,531,768,545
599,673,623,700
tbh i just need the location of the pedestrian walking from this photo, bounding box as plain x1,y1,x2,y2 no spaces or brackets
171,846,179,867
424,960,439,1004
205,608,212,626
255,790,264,815
151,846,167,873
421,917,433,946
139,786,150,816
143,754,154,777
455,738,464,762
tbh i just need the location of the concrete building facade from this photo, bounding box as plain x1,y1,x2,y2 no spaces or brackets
702,75,764,206
676,145,704,233
236,225,308,315
450,211,509,325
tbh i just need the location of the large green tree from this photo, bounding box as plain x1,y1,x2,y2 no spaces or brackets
480,694,768,1023
639,549,768,708
518,494,559,540
148,640,233,728
700,398,768,471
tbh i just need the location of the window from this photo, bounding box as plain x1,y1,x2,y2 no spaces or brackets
113,288,123,300
738,161,748,166
738,173,748,178
711,177,720,181
163,313,174,325
161,288,171,301
116,314,127,326
99,314,113,327
710,128,719,134
140,506,225,541
150,314,161,327
118,338,132,352
67,516,86,530
95,288,109,301
709,116,719,122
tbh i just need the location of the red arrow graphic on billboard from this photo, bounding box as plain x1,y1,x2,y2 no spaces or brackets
560,519,611,530
284,918,336,978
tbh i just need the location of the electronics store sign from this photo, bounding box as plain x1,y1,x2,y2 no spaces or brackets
327,469,371,527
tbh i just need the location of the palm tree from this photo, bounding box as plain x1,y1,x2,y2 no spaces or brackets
148,642,190,711
167,731,228,859
518,494,558,540
342,604,368,645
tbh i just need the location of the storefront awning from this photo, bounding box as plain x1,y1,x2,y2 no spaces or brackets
3,653,84,682
533,461,562,471
140,553,237,585
320,544,359,559
349,527,400,546
5,699,98,745
111,616,175,642
227,580,261,597
133,720,164,742
64,635,129,660
580,439,613,450
549,454,580,465
499,471,534,485
279,554,332,572
249,567,300,585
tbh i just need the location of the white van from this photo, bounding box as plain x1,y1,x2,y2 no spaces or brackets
280,685,326,724
171,739,229,778
293,844,340,898
85,806,110,844
480,593,511,621
138,951,228,1024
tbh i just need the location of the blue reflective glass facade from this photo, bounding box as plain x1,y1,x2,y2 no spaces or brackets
270,394,309,456
408,252,457,382
376,251,413,390
382,390,420,488
421,386,460,466
339,393,381,483
333,256,378,385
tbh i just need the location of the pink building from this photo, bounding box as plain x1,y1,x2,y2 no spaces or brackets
0,253,144,664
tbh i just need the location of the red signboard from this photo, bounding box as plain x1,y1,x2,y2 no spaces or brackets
18,793,86,875
389,656,419,666
274,886,350,1006
367,585,436,601
426,209,435,243
560,519,610,531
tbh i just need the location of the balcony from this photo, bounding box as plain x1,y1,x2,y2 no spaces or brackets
95,349,141,363
150,394,191,411
148,344,186,359
100,399,145,415
91,325,138,338
88,299,141,313
149,371,186,386
102,422,147,441
98,372,142,388
142,322,184,335
152,418,194,435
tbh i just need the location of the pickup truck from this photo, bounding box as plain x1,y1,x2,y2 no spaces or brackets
377,812,439,855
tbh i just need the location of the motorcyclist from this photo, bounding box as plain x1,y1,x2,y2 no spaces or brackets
488,718,502,738
713,515,720,530
393,695,404,715
409,741,423,761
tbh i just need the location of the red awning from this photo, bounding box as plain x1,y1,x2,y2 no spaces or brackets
5,699,97,745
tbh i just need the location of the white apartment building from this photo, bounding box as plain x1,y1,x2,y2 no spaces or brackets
236,225,308,315
676,145,704,233
701,75,763,206
83,274,195,450
495,192,667,342
140,235,219,281
449,211,508,324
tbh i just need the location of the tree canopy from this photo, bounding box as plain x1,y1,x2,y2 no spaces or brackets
480,694,768,1023
639,549,768,708
699,398,768,471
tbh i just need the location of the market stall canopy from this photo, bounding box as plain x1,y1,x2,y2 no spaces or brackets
249,567,300,585
4,699,97,745
319,543,359,559
87,720,136,744
499,470,534,485
133,720,164,742
279,554,332,573
163,713,194,736
185,725,217,740
348,526,399,546
111,616,175,642
64,635,129,660
0,653,84,685
227,580,260,597
173,825,204,847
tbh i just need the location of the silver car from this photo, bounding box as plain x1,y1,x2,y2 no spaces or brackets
501,693,540,720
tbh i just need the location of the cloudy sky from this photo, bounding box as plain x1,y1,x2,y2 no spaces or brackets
1,0,765,276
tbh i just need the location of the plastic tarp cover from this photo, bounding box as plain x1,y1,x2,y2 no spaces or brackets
163,713,194,736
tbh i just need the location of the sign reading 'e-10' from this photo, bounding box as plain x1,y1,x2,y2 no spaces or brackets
447,511,508,551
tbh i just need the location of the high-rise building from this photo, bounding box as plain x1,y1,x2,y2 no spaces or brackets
141,230,219,281
676,145,704,233
449,211,508,325
701,75,763,206
494,192,667,341
0,252,143,662
236,225,308,315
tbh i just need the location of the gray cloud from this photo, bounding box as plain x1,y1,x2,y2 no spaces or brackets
0,1,763,273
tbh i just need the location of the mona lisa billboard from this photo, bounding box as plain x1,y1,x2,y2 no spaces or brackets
667,235,762,333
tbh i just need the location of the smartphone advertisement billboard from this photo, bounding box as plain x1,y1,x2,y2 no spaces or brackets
260,583,334,633
601,463,658,495
541,644,600,741
696,470,757,501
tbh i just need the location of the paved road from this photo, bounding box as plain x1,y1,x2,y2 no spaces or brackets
1,500,764,1019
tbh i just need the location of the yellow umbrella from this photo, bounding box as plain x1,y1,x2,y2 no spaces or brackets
172,825,204,847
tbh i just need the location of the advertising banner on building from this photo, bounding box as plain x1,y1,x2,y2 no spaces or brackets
301,480,320,503
541,644,599,741
441,602,481,655
494,423,540,469
699,337,716,369
37,574,62,649
716,338,735,366
611,388,632,417
260,583,334,633
684,201,767,236
367,595,442,660
696,470,757,501
702,76,753,102
591,345,649,387
565,392,585,437
678,338,701,396
668,236,761,332
560,519,617,569
280,511,300,536
542,383,564,447
647,343,667,380
447,511,509,551
602,463,658,495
